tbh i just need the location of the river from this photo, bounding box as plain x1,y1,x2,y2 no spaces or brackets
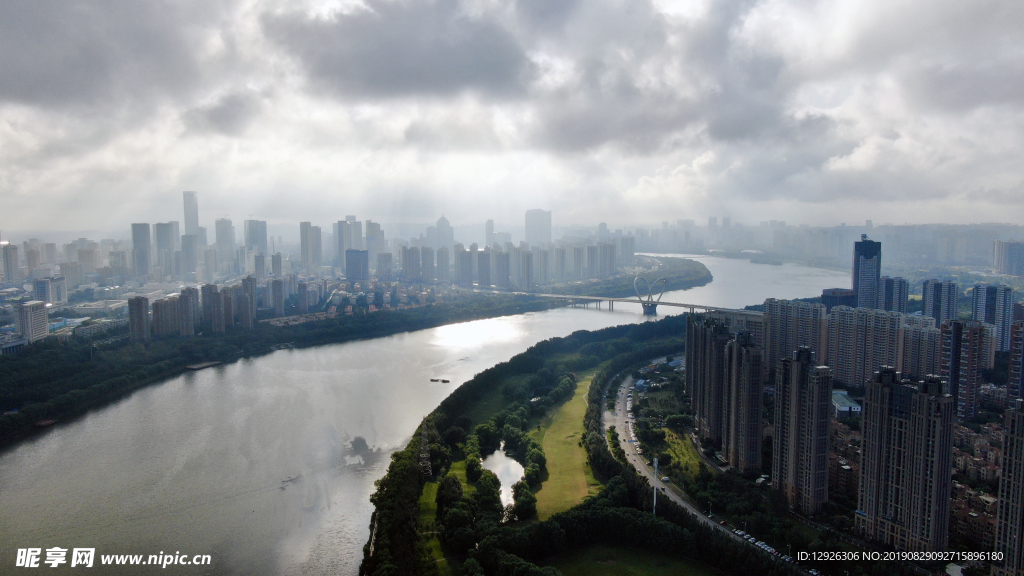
0,255,848,575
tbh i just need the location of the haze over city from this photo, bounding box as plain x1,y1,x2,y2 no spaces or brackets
3,0,1024,235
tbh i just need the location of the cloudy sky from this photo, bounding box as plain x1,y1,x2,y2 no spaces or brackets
2,0,1023,235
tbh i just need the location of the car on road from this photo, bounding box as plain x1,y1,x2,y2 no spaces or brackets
661,476,670,482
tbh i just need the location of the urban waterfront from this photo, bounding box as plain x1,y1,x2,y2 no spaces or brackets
0,256,848,576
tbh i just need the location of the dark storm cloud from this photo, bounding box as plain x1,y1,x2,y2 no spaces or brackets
262,0,535,99
183,92,263,135
0,1,222,109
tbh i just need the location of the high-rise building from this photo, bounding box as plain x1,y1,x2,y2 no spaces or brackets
773,347,831,515
240,276,256,329
183,191,199,236
271,279,285,317
941,320,996,420
271,253,282,277
994,240,1024,277
50,277,67,304
131,223,151,278
434,215,454,250
763,298,828,380
1011,322,1024,401
178,287,199,337
152,297,180,338
345,250,369,284
525,209,552,246
726,333,764,473
16,301,49,343
180,234,198,281
253,254,265,280
687,315,732,450
877,276,909,314
821,288,856,312
994,399,1024,576
972,284,1015,351
436,246,450,284
898,316,942,381
215,218,235,267
128,296,149,342
922,280,959,324
456,249,473,286
857,369,953,552
826,306,902,388
244,220,268,256
376,252,393,282
201,284,218,332
2,243,19,282
421,247,435,282
477,250,490,287
300,222,323,273
853,234,882,309
33,278,52,303
334,220,351,271
494,251,510,289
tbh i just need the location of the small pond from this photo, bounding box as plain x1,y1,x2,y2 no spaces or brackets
481,447,525,507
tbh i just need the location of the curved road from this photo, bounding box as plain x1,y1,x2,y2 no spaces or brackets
601,368,810,575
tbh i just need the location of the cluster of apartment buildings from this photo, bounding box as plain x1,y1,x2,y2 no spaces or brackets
687,235,1024,571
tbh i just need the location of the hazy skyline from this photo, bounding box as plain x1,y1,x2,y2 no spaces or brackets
3,0,1024,232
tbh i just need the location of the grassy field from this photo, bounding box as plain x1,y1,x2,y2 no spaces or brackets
546,545,720,576
530,368,604,519
661,428,704,482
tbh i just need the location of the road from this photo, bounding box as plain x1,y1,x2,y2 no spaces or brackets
601,366,810,574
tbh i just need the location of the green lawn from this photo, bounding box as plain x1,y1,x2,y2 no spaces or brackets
530,368,604,519
661,428,704,482
447,459,477,496
545,545,720,576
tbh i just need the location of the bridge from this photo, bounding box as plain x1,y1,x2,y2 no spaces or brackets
473,275,760,317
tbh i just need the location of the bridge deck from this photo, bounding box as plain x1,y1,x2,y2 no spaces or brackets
475,289,760,316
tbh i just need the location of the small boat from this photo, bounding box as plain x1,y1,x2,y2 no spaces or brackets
33,419,57,428
441,379,450,383
430,378,439,382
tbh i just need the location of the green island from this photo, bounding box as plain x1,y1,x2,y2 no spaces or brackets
546,256,713,298
359,314,805,576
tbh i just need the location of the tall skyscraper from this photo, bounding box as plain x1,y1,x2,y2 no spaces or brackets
334,220,351,271
763,298,828,380
994,399,1024,576
244,220,268,256
826,306,902,388
271,253,282,277
941,320,996,420
726,332,764,473
178,287,199,337
972,284,1015,351
271,279,285,316
215,218,235,266
877,276,909,313
183,191,199,236
131,223,151,278
857,369,953,552
853,234,882,309
525,209,552,246
33,278,52,303
128,296,149,342
922,280,959,323
773,347,831,515
241,276,256,329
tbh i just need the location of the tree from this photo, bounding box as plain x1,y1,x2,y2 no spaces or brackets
436,474,463,518
510,480,537,521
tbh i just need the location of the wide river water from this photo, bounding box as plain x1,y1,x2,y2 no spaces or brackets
0,255,848,575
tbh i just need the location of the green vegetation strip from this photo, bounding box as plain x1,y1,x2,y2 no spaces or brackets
531,368,605,519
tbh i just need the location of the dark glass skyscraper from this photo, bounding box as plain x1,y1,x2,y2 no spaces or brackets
853,234,881,309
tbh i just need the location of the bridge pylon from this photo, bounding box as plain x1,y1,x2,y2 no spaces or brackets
634,277,667,316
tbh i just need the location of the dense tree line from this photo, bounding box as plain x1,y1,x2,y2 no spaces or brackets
0,294,560,445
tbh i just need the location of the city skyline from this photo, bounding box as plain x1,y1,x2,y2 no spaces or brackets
3,1,1024,232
